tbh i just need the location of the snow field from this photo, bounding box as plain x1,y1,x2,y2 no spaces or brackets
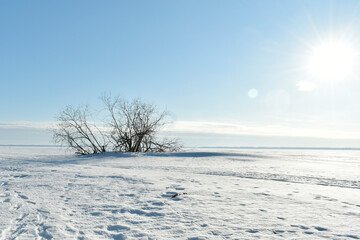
0,147,360,239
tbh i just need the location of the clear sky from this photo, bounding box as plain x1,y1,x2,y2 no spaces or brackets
1,0,360,147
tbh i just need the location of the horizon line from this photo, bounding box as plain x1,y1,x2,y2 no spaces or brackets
1,144,360,151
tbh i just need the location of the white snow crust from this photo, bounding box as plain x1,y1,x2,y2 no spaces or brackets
1,146,360,239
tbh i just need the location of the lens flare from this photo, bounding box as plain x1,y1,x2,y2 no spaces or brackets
248,88,258,99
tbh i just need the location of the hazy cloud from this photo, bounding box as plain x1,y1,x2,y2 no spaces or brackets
0,121,56,130
163,121,360,140
1,120,360,145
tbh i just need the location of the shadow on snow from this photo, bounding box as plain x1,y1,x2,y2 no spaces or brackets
26,151,265,165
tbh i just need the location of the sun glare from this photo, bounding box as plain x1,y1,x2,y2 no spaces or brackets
308,41,356,81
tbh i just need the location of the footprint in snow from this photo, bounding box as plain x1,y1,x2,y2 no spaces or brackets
273,230,285,234
1,181,9,186
151,201,164,206
162,191,178,198
111,233,126,240
13,174,30,178
254,192,270,197
337,234,360,239
10,204,20,210
107,225,130,232
314,226,328,231
162,191,187,200
119,193,135,197
37,224,53,240
17,194,28,200
90,212,102,216
65,226,76,233
291,225,310,230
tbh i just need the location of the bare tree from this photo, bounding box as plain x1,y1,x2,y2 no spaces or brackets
53,105,108,155
53,96,181,155
102,95,181,152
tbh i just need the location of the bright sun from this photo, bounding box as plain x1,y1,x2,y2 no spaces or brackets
308,41,356,81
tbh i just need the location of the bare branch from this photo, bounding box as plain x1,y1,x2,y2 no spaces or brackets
53,95,182,155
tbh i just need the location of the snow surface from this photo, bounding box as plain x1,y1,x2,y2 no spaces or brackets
1,146,360,239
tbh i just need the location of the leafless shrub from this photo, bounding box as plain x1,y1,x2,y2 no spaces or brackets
53,105,108,155
102,95,181,152
53,96,181,155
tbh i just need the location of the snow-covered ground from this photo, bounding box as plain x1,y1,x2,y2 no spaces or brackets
1,146,360,240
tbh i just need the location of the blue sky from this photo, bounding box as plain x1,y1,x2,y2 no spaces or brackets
1,0,360,147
